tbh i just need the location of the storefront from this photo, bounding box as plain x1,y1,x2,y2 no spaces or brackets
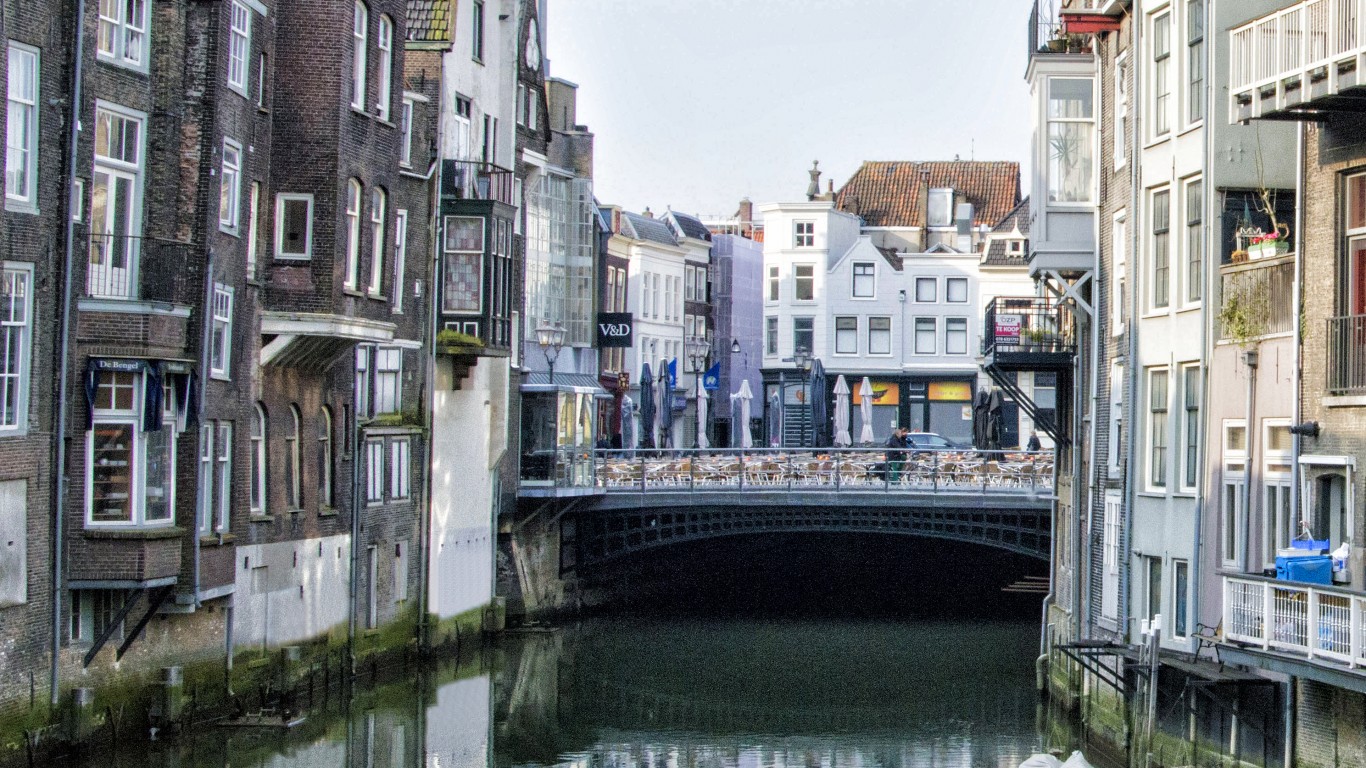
519,375,605,489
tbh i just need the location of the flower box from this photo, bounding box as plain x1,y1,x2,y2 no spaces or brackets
1248,239,1288,260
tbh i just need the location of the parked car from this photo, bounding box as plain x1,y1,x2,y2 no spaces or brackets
905,432,962,450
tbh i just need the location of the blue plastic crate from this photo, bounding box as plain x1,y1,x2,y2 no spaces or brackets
1292,539,1331,553
1284,556,1333,585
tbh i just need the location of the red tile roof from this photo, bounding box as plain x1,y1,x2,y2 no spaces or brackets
834,161,1021,229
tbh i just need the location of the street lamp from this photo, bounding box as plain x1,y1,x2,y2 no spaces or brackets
535,322,567,385
793,346,812,447
686,336,711,448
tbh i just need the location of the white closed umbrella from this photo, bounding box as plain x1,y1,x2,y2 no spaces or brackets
737,379,754,448
858,377,876,445
832,375,852,447
696,376,710,449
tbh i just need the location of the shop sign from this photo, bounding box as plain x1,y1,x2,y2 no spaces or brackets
596,313,633,348
928,381,973,401
852,381,899,406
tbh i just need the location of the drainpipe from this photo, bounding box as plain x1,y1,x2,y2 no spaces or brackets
1284,120,1306,768
348,390,363,675
417,150,444,652
194,251,216,605
1123,9,1143,643
1071,312,1087,640
51,0,88,708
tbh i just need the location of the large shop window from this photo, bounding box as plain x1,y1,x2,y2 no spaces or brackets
84,360,189,528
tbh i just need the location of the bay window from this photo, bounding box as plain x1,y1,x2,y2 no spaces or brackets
87,366,178,528
1047,77,1094,204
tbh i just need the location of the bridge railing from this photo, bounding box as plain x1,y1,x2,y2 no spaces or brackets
592,447,1055,494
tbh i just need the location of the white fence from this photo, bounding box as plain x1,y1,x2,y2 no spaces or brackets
1224,575,1366,667
1230,0,1364,106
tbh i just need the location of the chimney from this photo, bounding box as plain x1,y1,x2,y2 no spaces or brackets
806,160,821,201
955,202,974,252
643,207,654,219
917,168,931,252
737,197,753,224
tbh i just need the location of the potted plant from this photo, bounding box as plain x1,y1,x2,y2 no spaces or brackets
436,328,485,353
1230,249,1250,264
1248,229,1289,260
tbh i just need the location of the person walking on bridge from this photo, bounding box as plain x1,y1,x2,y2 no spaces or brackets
885,426,909,482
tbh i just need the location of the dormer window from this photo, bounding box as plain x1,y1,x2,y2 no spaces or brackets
928,188,953,227
1009,240,1023,254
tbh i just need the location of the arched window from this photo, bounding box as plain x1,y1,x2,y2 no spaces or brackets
318,406,334,508
369,188,386,296
351,1,368,109
345,178,362,289
286,404,301,509
376,15,393,120
251,404,266,514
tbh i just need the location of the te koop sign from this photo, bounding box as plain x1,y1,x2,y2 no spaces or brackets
596,313,634,348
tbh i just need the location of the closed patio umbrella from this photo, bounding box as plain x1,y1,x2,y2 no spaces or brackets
695,375,710,449
809,358,828,447
768,389,782,447
637,363,654,449
620,393,635,451
657,359,673,449
972,388,990,450
736,379,754,449
858,377,875,445
987,389,1004,450
832,375,852,447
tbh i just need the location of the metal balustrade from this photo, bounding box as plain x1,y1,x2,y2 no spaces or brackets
592,447,1055,496
1229,0,1366,121
1223,575,1366,668
1327,314,1366,393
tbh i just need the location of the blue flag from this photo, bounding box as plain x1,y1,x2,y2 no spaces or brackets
667,358,677,388
702,363,721,391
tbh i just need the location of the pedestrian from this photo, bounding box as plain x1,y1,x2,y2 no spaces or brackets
885,426,909,481
1026,430,1042,452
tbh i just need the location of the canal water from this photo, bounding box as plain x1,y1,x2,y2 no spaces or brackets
63,536,1114,767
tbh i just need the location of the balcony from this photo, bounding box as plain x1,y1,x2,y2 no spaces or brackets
441,160,516,207
1230,0,1366,123
982,297,1076,370
83,233,196,305
1218,254,1296,342
1223,575,1366,687
1326,313,1366,393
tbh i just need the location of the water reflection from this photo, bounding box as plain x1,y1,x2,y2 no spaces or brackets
67,618,1070,768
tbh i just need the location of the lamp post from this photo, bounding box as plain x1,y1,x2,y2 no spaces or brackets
793,345,812,447
535,322,567,385
686,336,711,448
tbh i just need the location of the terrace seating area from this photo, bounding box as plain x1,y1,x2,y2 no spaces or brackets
594,448,1055,494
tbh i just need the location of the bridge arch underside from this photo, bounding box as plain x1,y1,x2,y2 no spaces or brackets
573,492,1052,566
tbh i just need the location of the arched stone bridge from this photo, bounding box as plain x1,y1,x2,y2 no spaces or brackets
555,448,1055,565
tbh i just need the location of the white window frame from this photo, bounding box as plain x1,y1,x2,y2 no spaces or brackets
913,317,936,355
369,187,386,296
834,316,858,355
5,42,40,210
389,438,409,500
318,406,334,509
97,0,150,71
868,317,892,356
227,0,252,95
351,1,368,110
250,404,266,515
286,405,301,510
1187,0,1206,126
392,209,407,313
945,277,968,304
246,182,261,277
375,347,401,414
767,265,779,302
210,284,233,379
794,221,814,248
1152,10,1172,138
1180,363,1200,492
1114,51,1128,169
914,277,937,303
1172,559,1190,639
376,15,393,120
1185,178,1203,305
945,317,968,356
256,52,267,108
765,317,778,355
793,264,815,302
345,179,362,289
1047,76,1095,205
366,438,384,504
399,98,414,167
1221,419,1248,567
0,265,33,433
1151,188,1171,311
89,102,147,300
215,422,231,531
852,263,875,299
1260,419,1294,568
1112,210,1127,335
1148,367,1170,491
274,193,313,260
219,138,243,232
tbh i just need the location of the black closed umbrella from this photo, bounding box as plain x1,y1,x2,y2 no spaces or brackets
638,362,655,449
972,389,990,450
987,389,1004,450
809,358,827,447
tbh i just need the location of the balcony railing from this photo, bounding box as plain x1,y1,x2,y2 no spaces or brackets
982,297,1074,358
593,447,1056,495
1326,313,1366,393
443,160,516,207
1224,575,1366,668
1218,255,1295,341
1229,0,1366,121
84,232,195,303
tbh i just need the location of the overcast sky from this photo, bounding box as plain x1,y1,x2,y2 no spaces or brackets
545,0,1034,219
